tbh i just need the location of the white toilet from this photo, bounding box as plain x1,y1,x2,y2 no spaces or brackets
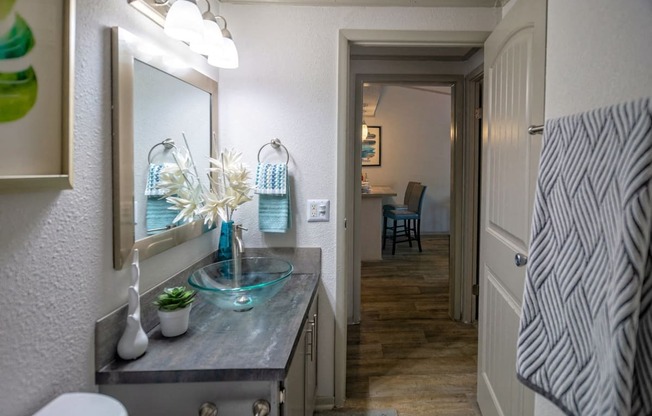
33,392,128,416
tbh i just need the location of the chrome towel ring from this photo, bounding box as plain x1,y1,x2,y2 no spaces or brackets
147,138,177,164
257,138,289,165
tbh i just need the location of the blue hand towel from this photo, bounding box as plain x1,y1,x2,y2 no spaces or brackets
145,163,170,196
259,174,291,233
255,163,287,195
146,197,178,235
145,163,178,234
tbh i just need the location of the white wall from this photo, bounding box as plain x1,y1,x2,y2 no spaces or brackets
545,0,652,119
536,0,652,415
0,2,220,415
217,4,499,401
0,3,499,414
363,85,452,233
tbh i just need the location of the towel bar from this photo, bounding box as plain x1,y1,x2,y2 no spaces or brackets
257,138,290,165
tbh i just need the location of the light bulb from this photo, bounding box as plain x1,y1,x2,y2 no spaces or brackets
190,18,224,56
164,0,203,43
208,37,239,69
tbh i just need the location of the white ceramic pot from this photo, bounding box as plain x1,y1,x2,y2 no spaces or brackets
157,304,191,337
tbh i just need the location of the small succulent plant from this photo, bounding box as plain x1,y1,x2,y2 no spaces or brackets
154,286,196,312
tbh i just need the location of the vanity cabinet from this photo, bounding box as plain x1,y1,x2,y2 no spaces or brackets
97,274,320,416
283,296,318,416
304,299,318,416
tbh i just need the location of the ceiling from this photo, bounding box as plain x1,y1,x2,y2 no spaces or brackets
220,0,508,6
363,84,452,117
357,43,477,117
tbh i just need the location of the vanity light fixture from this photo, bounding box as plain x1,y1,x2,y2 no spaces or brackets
128,0,168,26
164,0,203,43
128,0,239,69
207,16,239,69
189,6,223,56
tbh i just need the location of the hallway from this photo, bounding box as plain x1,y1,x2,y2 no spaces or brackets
344,235,481,415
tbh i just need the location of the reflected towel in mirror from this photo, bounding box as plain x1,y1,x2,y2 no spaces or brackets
145,163,178,235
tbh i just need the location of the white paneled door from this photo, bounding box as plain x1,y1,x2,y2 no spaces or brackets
477,0,546,414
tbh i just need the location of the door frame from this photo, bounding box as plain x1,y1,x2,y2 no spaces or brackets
335,29,490,407
462,64,484,323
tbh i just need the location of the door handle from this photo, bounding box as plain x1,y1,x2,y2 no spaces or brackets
515,253,528,267
528,125,544,135
306,320,314,362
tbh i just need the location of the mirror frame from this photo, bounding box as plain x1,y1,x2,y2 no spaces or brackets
111,27,218,269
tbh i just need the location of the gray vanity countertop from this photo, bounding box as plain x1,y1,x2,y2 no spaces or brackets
96,249,320,385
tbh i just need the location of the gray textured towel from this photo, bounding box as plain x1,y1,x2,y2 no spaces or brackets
516,98,652,415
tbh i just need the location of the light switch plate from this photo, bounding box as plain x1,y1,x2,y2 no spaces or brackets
307,199,330,222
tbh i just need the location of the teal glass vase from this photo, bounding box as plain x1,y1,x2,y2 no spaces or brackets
216,220,234,262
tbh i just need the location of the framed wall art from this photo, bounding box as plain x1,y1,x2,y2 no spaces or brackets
362,125,381,167
0,0,75,192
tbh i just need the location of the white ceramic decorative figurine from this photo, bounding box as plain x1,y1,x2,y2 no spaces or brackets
117,249,148,360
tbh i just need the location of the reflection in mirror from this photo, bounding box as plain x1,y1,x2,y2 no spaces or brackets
133,60,211,240
112,27,218,269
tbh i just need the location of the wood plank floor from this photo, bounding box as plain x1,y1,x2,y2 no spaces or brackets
342,235,481,416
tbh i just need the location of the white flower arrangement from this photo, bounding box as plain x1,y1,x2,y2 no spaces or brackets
157,144,253,227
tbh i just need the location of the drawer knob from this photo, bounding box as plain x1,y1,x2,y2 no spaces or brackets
253,399,270,416
199,402,218,416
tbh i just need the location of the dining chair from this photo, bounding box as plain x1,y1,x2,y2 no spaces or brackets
382,184,427,255
383,181,420,212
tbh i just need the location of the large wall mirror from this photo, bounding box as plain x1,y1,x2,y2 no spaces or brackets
112,27,218,269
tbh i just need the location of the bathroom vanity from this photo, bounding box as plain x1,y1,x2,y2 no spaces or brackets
96,249,320,416
106,26,323,415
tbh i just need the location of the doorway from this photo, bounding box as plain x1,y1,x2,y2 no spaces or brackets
335,30,491,406
351,76,461,325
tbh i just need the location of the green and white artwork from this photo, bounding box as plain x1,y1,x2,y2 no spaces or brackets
0,0,37,122
0,0,72,184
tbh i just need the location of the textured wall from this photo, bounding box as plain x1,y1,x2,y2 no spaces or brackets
216,3,499,400
0,2,499,414
0,1,219,415
363,85,452,233
536,0,652,415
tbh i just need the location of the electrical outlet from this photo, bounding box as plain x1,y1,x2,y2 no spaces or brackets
307,199,330,222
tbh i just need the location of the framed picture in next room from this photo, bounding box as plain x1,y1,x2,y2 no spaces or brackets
362,126,381,167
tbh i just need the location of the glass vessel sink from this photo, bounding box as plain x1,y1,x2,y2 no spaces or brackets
188,257,293,312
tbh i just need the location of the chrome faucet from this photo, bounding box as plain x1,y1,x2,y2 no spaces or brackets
232,224,245,260
232,224,248,307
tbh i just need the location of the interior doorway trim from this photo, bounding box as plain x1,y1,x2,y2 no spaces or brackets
462,64,484,323
335,29,490,407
